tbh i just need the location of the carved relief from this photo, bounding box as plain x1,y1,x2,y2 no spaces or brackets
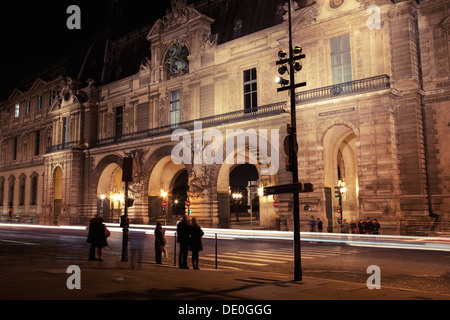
188,165,215,200
126,149,150,200
159,93,169,126
433,18,450,78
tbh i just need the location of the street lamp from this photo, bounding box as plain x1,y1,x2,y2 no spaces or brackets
275,0,307,282
232,192,242,222
100,194,105,218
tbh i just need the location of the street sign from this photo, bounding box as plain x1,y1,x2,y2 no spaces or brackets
263,182,314,196
162,200,168,207
185,200,191,207
273,201,279,208
273,195,278,201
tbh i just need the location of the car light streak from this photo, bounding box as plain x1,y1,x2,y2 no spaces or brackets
1,223,449,252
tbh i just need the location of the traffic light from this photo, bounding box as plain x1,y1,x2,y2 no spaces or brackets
126,198,134,207
302,183,314,193
334,186,341,200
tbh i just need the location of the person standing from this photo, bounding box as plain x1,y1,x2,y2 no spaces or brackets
177,215,190,269
358,219,366,234
87,216,99,261
317,218,323,232
309,216,316,232
189,217,204,270
87,216,108,261
365,217,374,234
373,219,381,235
154,221,166,264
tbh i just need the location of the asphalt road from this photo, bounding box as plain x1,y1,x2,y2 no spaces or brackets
0,225,448,295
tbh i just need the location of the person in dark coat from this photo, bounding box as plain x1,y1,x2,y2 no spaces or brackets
189,217,204,270
87,216,108,261
177,215,190,269
365,217,374,234
154,221,166,264
358,219,366,234
317,218,323,232
373,219,381,235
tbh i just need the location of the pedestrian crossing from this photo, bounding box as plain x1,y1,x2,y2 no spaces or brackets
202,246,361,268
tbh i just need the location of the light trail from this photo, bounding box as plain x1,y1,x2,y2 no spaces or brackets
1,222,449,252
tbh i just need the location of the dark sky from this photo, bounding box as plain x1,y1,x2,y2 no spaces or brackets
0,0,175,99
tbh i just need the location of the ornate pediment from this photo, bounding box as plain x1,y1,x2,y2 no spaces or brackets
50,77,87,112
147,0,213,40
8,88,23,101
29,78,48,92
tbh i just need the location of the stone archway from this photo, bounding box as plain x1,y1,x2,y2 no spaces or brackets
53,166,63,220
322,124,359,225
147,155,187,223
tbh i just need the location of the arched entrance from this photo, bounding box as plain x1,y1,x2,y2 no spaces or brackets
323,125,359,228
53,167,63,220
229,164,260,226
147,155,187,224
97,163,124,223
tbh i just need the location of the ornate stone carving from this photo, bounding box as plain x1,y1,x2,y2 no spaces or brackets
329,0,344,9
201,33,218,49
433,17,450,78
162,0,190,30
188,165,214,200
126,149,149,200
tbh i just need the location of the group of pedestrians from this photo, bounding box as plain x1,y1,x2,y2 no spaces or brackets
87,214,204,270
308,216,381,234
154,215,205,269
352,217,381,234
175,215,204,270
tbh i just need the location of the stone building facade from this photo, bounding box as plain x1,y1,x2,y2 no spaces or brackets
0,0,449,230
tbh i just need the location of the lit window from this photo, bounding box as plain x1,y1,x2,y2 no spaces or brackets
170,90,180,128
243,68,257,111
14,104,20,118
331,34,352,84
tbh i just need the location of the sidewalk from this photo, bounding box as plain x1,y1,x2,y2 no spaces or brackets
0,255,448,300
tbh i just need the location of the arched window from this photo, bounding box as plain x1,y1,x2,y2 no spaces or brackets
30,173,38,206
0,177,4,207
8,175,15,208
19,174,26,206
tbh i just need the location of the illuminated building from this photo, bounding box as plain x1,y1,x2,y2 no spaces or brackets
0,0,449,231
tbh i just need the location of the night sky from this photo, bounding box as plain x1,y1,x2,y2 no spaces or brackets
0,0,175,99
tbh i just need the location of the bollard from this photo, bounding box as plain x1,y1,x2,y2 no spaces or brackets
215,233,218,270
174,232,177,267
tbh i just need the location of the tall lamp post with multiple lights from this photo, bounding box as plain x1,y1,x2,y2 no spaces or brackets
275,0,306,282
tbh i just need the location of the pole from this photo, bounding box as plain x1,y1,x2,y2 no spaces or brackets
174,232,177,267
287,0,302,281
121,181,129,262
215,233,218,270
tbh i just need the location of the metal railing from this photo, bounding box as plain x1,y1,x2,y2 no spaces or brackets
89,101,288,149
296,74,390,104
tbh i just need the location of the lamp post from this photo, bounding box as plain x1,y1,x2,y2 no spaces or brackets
275,0,307,282
232,192,242,222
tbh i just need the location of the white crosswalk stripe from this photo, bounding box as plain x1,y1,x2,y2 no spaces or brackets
203,247,361,267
